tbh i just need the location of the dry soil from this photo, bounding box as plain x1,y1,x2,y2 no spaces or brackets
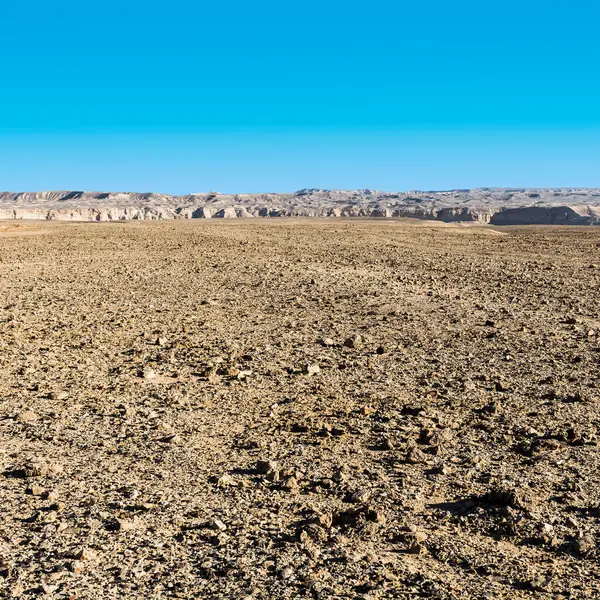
1,220,600,599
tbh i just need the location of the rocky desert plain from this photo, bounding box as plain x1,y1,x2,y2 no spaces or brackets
1,215,600,599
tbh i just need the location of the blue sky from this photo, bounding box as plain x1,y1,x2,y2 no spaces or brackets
1,0,599,193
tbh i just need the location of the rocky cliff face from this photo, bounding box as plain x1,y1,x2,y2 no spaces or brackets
1,188,600,224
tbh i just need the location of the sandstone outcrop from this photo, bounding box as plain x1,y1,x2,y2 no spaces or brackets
1,188,600,224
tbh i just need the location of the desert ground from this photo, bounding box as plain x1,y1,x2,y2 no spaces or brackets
1,219,599,599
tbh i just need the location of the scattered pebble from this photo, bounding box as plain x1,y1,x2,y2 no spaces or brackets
344,334,363,349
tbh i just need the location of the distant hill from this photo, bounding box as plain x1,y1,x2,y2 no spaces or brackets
1,188,599,224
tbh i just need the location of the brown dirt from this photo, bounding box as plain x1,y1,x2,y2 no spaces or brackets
1,220,599,599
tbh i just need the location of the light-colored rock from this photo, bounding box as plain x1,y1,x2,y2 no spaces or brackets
1,188,600,225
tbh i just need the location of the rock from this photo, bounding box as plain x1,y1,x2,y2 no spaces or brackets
405,528,428,554
575,535,595,556
26,485,46,496
41,584,59,595
158,433,182,444
216,474,235,487
332,506,385,530
69,560,85,573
344,334,363,349
565,516,578,528
15,410,38,423
537,523,558,545
206,372,222,385
405,446,428,464
380,436,394,450
320,338,335,347
74,547,98,561
142,367,156,380
483,486,533,511
209,518,227,532
256,459,280,482
304,363,320,376
50,391,68,401
23,462,63,478
3,188,600,224
349,489,371,503
284,477,299,493
108,517,138,532
256,459,278,475
432,463,451,475
42,511,58,524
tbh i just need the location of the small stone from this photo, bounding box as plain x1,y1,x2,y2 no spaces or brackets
344,334,363,349
495,380,509,392
50,391,69,401
256,459,278,475
207,371,222,384
320,338,335,347
69,560,85,573
284,477,299,492
304,363,320,376
27,485,47,496
413,530,428,544
16,410,38,423
333,466,348,483
575,535,594,556
216,474,235,487
42,511,58,523
156,337,168,346
349,489,371,503
41,584,59,594
565,516,578,528
405,446,428,464
110,518,138,532
541,523,554,534
142,367,156,380
74,547,97,561
24,462,63,478
433,463,451,475
158,433,182,444
256,459,280,482
280,567,294,580
405,528,428,554
209,518,227,532
380,436,394,450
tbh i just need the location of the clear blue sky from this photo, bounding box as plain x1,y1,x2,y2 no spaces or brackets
1,0,599,194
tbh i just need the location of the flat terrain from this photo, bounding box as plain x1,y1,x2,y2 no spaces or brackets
1,220,600,599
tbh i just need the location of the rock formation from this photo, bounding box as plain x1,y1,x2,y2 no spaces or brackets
1,188,600,224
